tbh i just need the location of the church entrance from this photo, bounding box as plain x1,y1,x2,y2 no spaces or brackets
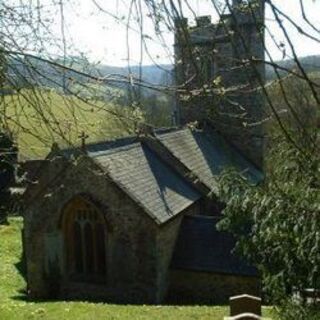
62,196,107,283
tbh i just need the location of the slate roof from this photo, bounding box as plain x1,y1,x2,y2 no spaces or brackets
171,215,258,276
60,128,177,159
157,127,263,193
91,141,201,224
56,126,262,225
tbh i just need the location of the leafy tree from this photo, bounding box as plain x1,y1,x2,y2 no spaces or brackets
140,93,172,127
218,124,320,318
266,73,320,137
0,131,17,223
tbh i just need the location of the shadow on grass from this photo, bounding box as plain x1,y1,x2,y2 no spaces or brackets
12,253,29,301
11,294,229,307
15,257,27,282
11,287,228,306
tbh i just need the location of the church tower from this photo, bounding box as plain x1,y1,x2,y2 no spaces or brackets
174,0,265,168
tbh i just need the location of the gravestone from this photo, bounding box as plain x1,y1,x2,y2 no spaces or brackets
230,294,262,317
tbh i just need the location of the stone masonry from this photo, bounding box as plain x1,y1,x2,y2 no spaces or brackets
174,0,265,168
23,156,197,304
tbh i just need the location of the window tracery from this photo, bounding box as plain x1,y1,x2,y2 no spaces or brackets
62,196,107,282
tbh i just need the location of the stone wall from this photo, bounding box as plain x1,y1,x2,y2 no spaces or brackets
167,269,261,304
23,155,163,304
155,202,201,302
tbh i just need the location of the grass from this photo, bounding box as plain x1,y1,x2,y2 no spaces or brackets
1,88,140,159
0,217,278,319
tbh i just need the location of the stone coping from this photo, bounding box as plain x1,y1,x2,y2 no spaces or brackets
224,313,271,320
230,294,262,302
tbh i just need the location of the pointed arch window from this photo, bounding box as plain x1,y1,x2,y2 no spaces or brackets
62,196,107,282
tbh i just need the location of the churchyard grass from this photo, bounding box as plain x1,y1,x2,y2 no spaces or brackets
0,218,278,319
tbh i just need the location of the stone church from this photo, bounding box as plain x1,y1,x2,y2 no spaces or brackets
23,0,265,304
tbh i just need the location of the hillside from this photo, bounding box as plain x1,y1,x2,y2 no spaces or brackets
7,56,173,96
265,55,320,80
3,54,320,160
1,88,141,159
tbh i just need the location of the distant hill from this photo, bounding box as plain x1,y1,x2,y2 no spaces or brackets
2,88,140,159
6,56,173,96
97,64,173,86
5,54,320,93
265,55,320,80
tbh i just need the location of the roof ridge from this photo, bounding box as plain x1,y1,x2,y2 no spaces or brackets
59,126,183,155
142,131,212,197
90,140,142,158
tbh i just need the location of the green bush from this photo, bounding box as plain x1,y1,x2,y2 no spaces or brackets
218,135,320,317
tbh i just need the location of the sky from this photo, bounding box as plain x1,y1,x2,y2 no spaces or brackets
13,0,320,67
